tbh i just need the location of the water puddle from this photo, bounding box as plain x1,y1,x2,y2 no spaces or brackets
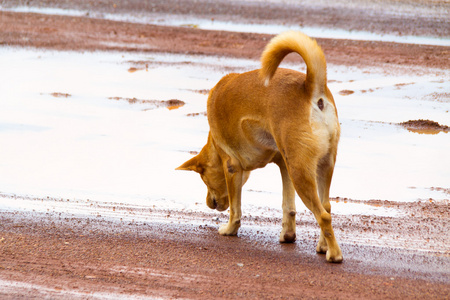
0,47,448,221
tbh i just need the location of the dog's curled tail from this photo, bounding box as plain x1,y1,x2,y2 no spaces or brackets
260,31,327,94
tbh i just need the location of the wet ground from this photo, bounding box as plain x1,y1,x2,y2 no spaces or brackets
0,202,449,299
0,0,449,298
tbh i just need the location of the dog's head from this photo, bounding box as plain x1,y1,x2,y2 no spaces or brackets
176,145,229,211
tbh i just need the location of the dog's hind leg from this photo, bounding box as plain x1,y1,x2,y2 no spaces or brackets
316,154,336,254
274,154,297,243
295,167,342,263
280,140,342,262
218,159,249,236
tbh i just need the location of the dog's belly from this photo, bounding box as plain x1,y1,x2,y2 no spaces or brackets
233,138,279,171
239,148,278,171
214,118,279,171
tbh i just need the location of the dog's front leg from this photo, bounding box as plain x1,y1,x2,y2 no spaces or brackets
218,161,248,236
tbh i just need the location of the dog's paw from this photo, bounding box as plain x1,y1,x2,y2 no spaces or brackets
279,231,296,243
316,232,328,253
218,222,240,236
326,248,343,263
316,243,328,254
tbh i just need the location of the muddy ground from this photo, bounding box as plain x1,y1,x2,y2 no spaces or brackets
0,0,449,299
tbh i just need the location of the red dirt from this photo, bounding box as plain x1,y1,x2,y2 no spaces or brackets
0,0,449,298
108,97,185,110
1,196,449,299
0,10,448,71
399,119,450,134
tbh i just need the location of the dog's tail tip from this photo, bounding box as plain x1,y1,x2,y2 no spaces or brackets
259,69,272,87
260,30,327,92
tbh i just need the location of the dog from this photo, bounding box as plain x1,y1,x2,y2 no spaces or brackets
177,31,343,263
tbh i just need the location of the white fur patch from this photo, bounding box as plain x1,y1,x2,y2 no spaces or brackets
310,97,338,156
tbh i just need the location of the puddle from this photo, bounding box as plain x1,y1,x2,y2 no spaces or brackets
0,47,449,220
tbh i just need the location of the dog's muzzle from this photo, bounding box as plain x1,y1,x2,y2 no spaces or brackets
206,193,229,211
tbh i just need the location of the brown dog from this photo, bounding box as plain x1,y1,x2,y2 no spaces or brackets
177,31,342,263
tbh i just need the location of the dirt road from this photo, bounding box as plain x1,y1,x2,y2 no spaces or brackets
0,0,449,298
1,195,449,299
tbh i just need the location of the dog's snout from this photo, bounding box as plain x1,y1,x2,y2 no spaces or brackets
207,193,229,211
206,193,219,210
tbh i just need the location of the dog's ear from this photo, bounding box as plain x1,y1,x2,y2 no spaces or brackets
175,155,204,174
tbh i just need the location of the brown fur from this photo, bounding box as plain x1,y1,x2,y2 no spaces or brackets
177,31,343,263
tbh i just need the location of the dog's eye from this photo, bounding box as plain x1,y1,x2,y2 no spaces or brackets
317,98,324,111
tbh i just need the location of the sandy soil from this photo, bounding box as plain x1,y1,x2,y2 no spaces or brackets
0,0,449,299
